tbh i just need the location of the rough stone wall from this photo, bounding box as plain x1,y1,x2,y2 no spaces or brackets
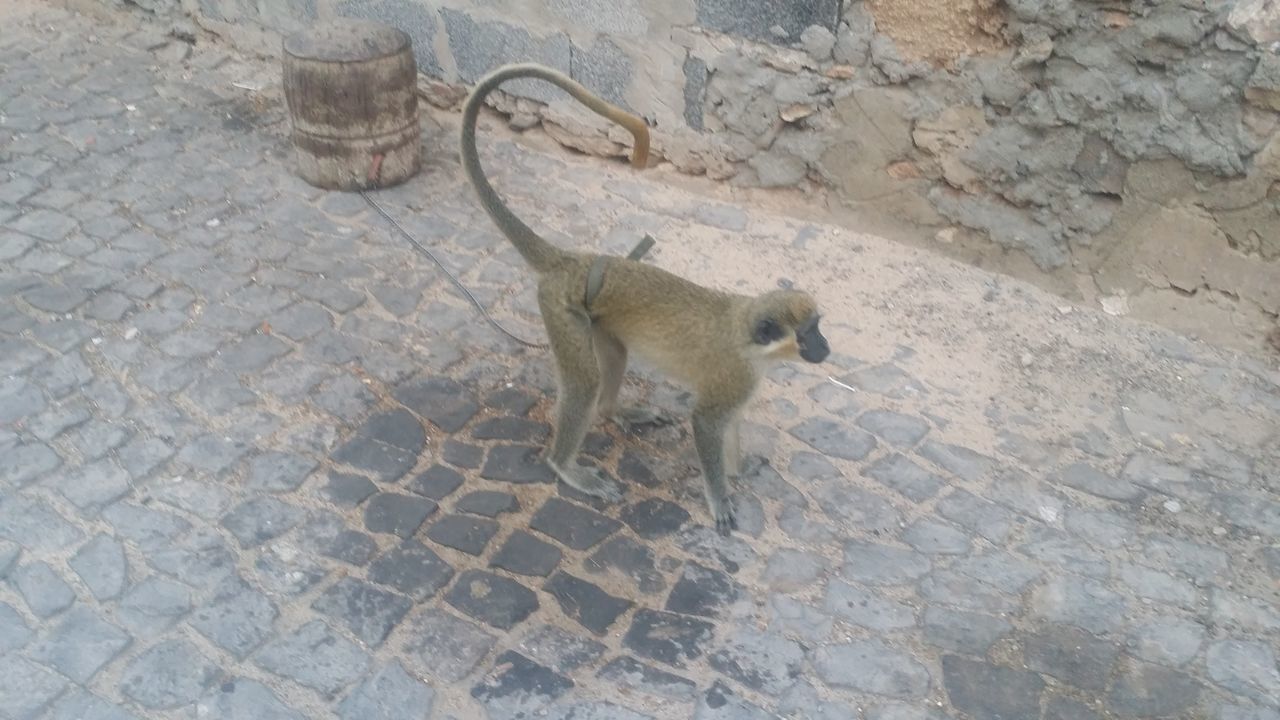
82,0,1280,346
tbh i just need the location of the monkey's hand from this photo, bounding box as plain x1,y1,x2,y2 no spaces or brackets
554,464,624,503
709,496,737,537
612,406,676,433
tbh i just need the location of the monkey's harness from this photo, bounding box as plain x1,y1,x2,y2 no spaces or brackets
583,234,656,311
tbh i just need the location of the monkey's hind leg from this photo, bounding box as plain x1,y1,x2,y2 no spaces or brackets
541,293,624,502
692,403,740,536
592,326,675,432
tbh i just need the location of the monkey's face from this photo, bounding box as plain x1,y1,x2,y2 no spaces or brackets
795,314,830,363
749,290,830,364
751,313,830,364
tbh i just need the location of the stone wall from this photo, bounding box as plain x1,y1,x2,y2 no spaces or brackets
83,0,1280,349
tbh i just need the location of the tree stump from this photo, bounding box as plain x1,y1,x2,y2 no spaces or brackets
282,19,421,191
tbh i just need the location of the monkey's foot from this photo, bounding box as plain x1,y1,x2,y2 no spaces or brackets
553,464,624,503
709,498,737,537
611,406,676,433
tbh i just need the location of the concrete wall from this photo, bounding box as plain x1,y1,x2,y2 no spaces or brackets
88,0,1280,345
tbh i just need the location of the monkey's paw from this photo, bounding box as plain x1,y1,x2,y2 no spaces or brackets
613,406,676,433
563,466,624,503
710,501,737,537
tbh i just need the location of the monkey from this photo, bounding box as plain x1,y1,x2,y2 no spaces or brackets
460,63,830,535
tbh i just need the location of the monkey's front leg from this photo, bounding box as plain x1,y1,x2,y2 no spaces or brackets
692,406,738,536
725,416,742,478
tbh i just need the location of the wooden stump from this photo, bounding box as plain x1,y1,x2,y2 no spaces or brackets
282,19,421,191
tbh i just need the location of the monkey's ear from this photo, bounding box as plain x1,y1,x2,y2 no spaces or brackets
753,319,784,345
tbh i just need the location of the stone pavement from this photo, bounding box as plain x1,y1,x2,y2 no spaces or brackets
2,5,1279,720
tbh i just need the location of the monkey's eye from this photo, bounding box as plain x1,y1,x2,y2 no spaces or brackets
753,319,785,345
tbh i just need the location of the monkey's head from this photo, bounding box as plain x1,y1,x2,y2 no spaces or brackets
748,290,830,364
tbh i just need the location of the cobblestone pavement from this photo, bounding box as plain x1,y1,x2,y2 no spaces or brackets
3,5,1280,720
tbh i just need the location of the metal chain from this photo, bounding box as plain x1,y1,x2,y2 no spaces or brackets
359,190,549,349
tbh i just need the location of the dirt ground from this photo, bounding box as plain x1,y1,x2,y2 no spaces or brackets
867,0,1007,63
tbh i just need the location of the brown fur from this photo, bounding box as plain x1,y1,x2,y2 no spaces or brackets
460,63,830,534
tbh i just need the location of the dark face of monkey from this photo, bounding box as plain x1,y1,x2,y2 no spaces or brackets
752,313,830,364
795,315,829,362
749,290,830,364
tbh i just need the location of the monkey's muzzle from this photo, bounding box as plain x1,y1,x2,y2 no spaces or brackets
797,318,830,363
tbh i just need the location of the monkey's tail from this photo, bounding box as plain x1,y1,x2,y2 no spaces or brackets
459,63,650,273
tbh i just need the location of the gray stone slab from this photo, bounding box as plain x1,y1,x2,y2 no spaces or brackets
339,661,435,720
0,655,67,720
189,576,278,659
12,561,75,617
707,627,805,696
195,680,304,720
403,608,497,682
942,655,1044,719
256,620,371,695
814,640,932,698
519,624,607,674
119,639,221,710
117,576,192,637
313,577,413,647
30,606,131,683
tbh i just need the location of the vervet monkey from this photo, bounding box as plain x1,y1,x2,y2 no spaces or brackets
461,63,830,534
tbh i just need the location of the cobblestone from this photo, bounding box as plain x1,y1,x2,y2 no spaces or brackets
30,606,131,684
0,655,68,719
47,688,145,720
481,444,557,483
825,577,916,630
942,655,1043,718
471,650,573,720
255,620,371,695
299,513,379,566
923,606,1012,655
246,451,318,493
530,497,623,550
707,627,804,696
0,602,32,651
313,577,413,647
446,569,540,630
456,490,520,517
491,529,564,576
118,639,221,710
815,640,932,698
666,561,739,618
117,576,192,637
368,540,455,600
788,417,877,460
1,8,1276,718
1022,624,1119,691
517,624,606,673
12,560,76,617
195,680,302,720
364,492,437,537
339,661,435,720
403,608,497,683
189,576,278,659
623,609,714,668
920,570,1019,614
426,513,500,555
1110,661,1203,717
543,571,633,635
598,655,697,699
221,497,304,547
